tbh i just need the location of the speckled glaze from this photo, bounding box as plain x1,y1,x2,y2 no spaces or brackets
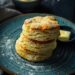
0,13,75,75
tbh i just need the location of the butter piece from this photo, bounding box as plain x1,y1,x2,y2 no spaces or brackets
58,30,71,41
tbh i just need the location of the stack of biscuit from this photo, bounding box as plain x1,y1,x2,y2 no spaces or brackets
15,16,60,62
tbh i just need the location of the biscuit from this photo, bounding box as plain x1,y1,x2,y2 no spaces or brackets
15,42,53,62
22,16,60,41
16,34,57,55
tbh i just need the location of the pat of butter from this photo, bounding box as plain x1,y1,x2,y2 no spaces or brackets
58,30,71,41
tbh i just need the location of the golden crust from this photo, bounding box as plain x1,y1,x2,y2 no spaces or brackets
23,16,60,31
22,26,60,41
16,34,57,55
22,16,60,41
15,41,53,62
20,33,55,44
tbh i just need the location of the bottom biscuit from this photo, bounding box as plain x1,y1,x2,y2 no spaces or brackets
15,43,53,62
16,35,57,55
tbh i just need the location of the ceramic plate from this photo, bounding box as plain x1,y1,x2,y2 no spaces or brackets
0,13,75,75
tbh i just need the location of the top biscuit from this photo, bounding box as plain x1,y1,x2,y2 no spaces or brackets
22,16,60,41
24,16,60,31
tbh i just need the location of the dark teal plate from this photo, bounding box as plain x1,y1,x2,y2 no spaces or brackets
0,13,75,75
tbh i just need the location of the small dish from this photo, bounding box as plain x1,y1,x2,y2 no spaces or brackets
13,0,39,12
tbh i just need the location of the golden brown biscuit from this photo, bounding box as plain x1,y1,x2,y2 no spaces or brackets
15,41,53,62
16,34,57,55
22,28,59,41
24,16,60,30
22,16,60,41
